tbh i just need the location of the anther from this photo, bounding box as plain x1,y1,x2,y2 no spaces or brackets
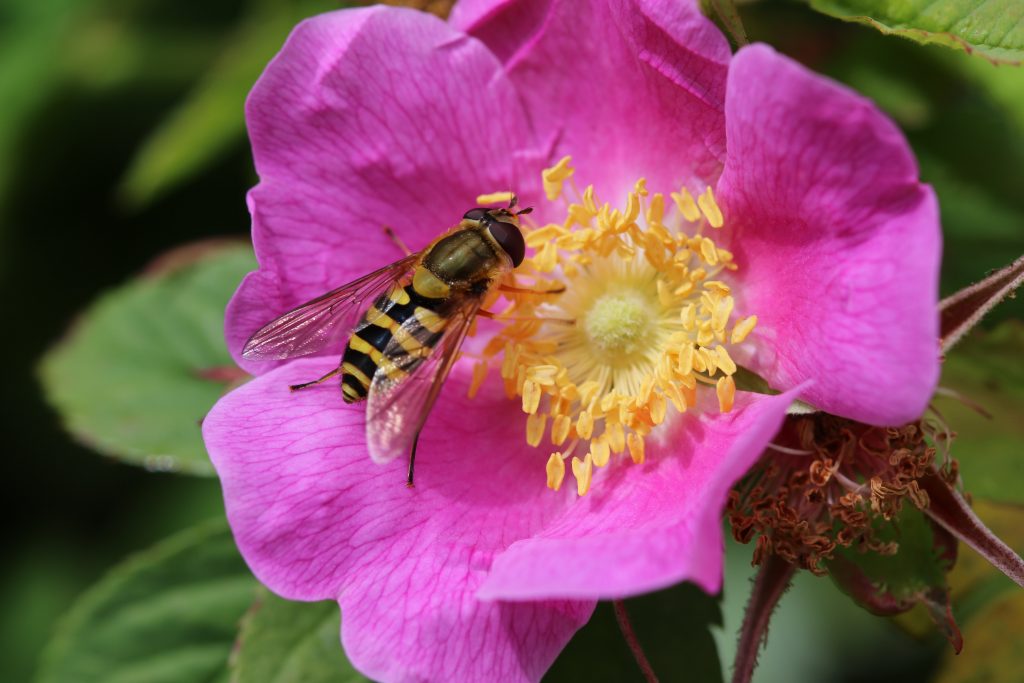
542,156,575,201
627,433,645,464
716,375,736,412
731,315,758,344
546,452,566,490
476,191,515,205
672,187,702,223
697,187,724,228
571,453,594,495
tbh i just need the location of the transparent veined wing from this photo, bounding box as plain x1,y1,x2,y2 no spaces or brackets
365,294,483,468
242,254,419,361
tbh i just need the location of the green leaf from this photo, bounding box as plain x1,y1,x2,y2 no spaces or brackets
35,520,256,683
547,584,723,683
118,0,342,207
732,365,779,395
936,321,1024,504
703,0,750,46
894,500,1024,651
39,241,255,476
827,505,961,648
830,506,955,603
231,590,368,683
808,0,1024,64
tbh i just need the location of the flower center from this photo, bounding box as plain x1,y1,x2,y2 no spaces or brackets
470,157,759,496
584,292,652,355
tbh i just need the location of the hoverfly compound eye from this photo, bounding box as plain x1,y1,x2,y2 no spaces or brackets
463,208,487,221
487,219,526,267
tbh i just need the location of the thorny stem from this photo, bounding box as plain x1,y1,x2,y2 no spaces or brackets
732,554,796,683
920,470,1024,588
612,600,659,683
939,253,1024,353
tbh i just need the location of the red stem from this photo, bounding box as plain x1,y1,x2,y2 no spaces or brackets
732,554,796,683
939,253,1024,353
920,471,1024,588
612,600,659,683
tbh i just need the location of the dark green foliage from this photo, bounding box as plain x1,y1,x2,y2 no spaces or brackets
35,522,256,683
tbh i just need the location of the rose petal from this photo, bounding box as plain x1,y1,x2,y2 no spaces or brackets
340,549,593,683
453,0,731,198
203,357,590,681
717,45,940,426
479,386,806,600
230,6,540,373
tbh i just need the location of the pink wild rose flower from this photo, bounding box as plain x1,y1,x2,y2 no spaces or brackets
203,0,941,680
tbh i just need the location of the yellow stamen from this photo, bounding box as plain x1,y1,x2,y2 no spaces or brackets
698,186,724,228
576,410,594,439
525,224,566,248
607,421,626,454
476,191,514,205
522,379,542,414
591,439,611,467
551,414,572,446
571,453,594,496
717,375,736,412
700,237,719,266
468,361,488,399
542,156,575,201
649,393,667,425
672,187,702,222
481,158,757,494
546,452,566,490
526,412,547,447
711,295,735,333
715,345,738,376
698,347,718,375
627,432,645,464
731,315,758,344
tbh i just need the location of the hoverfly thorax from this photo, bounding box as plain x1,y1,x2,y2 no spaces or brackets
424,228,501,284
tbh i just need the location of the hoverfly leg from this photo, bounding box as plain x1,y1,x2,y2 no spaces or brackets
382,226,413,257
477,309,575,325
498,283,567,295
289,366,342,392
407,429,423,488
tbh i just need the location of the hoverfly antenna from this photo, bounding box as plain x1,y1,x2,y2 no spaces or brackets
508,194,519,210
516,206,533,216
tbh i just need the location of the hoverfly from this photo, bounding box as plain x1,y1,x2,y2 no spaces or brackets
242,199,535,486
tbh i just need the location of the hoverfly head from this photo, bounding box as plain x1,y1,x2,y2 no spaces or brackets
463,198,527,267
485,213,525,267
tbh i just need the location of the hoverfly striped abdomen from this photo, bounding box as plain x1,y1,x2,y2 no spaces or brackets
340,275,447,403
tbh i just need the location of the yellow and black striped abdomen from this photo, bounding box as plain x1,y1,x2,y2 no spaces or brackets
340,282,447,403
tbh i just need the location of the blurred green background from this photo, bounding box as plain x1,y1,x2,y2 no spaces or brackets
1,0,1021,681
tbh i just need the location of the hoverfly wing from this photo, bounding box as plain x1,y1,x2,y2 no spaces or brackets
365,295,483,464
241,254,420,361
